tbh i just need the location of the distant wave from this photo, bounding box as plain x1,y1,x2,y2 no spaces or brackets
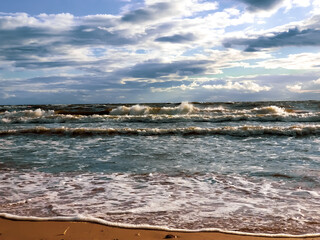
1,102,319,124
110,102,195,115
1,125,319,137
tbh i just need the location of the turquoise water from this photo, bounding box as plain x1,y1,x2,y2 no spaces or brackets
0,101,320,234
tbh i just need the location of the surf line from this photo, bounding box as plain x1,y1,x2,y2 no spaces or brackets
1,213,320,238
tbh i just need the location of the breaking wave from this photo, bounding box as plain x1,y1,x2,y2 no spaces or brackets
110,102,196,115
1,102,319,124
1,101,320,235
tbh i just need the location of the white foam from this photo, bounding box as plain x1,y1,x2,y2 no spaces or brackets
1,171,320,235
1,104,319,124
161,101,195,115
253,106,288,115
0,108,56,123
0,213,320,237
110,102,196,116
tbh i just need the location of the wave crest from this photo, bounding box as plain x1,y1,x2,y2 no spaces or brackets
1,102,319,124
110,102,196,115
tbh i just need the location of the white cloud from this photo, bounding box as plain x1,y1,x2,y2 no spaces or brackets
151,80,271,93
314,78,320,84
287,78,320,93
257,52,320,70
0,12,75,30
202,80,271,92
312,0,320,14
0,92,16,99
151,81,199,92
286,83,302,92
283,0,311,12
0,0,320,103
143,0,218,17
291,0,311,7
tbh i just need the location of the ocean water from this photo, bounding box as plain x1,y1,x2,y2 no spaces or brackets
0,101,320,235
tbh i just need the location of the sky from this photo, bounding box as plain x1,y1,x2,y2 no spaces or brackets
1,0,320,104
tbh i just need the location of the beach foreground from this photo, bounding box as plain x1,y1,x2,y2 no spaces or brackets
1,217,320,240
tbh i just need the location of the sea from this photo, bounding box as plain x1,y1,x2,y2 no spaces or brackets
0,101,320,235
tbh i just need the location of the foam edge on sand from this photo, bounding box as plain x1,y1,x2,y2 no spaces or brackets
1,213,320,238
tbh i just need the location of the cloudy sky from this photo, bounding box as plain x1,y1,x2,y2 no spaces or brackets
1,0,320,104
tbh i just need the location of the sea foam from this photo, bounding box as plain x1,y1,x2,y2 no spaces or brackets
1,212,320,237
109,102,196,115
1,101,319,235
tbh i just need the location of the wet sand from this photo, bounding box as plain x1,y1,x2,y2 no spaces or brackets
1,217,320,240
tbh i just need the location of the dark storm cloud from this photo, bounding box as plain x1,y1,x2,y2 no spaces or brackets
0,45,54,62
0,25,139,47
121,2,171,23
1,75,121,91
224,28,320,51
155,33,196,43
0,40,114,69
14,60,89,69
121,8,156,23
0,12,149,69
67,26,139,46
235,0,282,11
0,27,50,47
0,25,141,70
0,6,186,72
122,60,212,79
0,26,66,66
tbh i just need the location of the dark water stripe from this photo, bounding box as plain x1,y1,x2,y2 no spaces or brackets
1,126,319,137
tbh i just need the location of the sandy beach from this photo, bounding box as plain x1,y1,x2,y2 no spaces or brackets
1,217,320,240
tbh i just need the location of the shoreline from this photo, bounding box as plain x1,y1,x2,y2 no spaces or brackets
1,215,320,240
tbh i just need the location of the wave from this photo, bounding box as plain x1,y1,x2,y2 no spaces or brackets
1,103,319,124
110,102,195,115
1,125,319,137
2,168,320,235
1,213,320,237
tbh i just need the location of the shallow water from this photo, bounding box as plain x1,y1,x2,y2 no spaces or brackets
0,101,320,234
